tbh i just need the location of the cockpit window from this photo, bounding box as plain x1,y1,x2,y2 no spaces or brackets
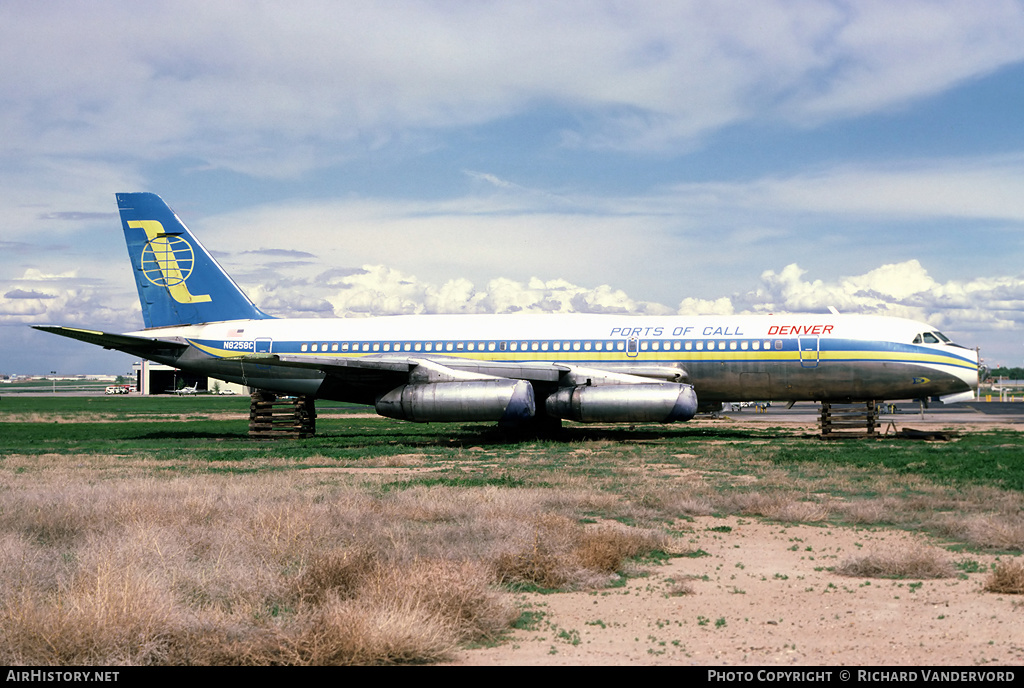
915,331,954,345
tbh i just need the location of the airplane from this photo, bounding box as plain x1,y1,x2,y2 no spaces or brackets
35,193,982,433
170,384,200,396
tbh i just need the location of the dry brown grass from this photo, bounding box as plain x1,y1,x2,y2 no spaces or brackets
573,525,664,572
666,578,697,596
287,595,456,665
832,497,906,525
617,447,1024,555
492,514,665,590
931,513,1024,551
835,544,955,579
0,539,182,665
5,423,1023,664
984,560,1024,594
292,547,378,605
494,539,569,590
722,491,832,522
0,473,660,665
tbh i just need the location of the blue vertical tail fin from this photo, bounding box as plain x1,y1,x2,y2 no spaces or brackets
117,192,272,328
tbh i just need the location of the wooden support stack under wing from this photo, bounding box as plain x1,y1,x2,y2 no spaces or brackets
249,390,316,439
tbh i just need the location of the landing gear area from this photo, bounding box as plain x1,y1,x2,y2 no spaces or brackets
707,399,1017,438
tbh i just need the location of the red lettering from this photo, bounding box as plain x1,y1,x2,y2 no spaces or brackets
768,323,834,336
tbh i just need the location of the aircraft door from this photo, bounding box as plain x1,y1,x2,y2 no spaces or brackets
798,336,819,368
627,337,639,358
255,338,273,353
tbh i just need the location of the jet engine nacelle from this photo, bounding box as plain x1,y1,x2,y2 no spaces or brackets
375,379,535,423
545,382,698,423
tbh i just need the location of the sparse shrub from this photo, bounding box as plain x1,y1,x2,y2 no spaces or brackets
293,547,378,605
159,556,518,667
724,491,831,523
289,596,455,665
492,513,664,590
835,544,954,579
659,492,716,517
491,512,581,589
494,532,570,590
573,526,664,573
383,558,517,641
833,498,904,525
280,557,516,664
932,513,1024,552
984,560,1024,594
667,579,696,596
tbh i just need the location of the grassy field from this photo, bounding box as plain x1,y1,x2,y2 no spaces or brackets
2,379,117,394
1,396,1022,664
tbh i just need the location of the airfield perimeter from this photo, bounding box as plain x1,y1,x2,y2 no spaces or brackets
1,395,1023,666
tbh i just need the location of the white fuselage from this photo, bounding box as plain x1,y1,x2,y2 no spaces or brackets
130,312,979,405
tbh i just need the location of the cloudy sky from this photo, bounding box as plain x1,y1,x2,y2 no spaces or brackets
3,1,1024,374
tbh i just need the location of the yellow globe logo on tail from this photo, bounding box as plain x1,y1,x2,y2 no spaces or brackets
129,220,211,304
141,235,195,287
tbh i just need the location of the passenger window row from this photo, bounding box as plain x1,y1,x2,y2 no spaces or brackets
297,339,786,353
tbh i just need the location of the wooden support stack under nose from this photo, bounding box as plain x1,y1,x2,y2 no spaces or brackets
820,401,879,439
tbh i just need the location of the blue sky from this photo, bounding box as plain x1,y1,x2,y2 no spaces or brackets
3,1,1024,374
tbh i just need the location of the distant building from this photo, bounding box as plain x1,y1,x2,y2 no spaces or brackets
132,361,248,396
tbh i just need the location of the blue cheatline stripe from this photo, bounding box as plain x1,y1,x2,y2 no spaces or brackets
188,336,976,372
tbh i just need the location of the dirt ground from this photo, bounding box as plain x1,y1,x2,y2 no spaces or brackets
447,414,1024,666
448,515,1023,666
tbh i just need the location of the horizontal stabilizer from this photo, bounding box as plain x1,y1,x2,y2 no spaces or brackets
32,326,188,357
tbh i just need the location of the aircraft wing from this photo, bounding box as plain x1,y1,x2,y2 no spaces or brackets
240,352,563,383
33,326,189,358
240,353,695,424
241,352,686,387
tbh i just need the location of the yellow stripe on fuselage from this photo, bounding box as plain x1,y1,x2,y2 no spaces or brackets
189,337,974,372
188,340,251,358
